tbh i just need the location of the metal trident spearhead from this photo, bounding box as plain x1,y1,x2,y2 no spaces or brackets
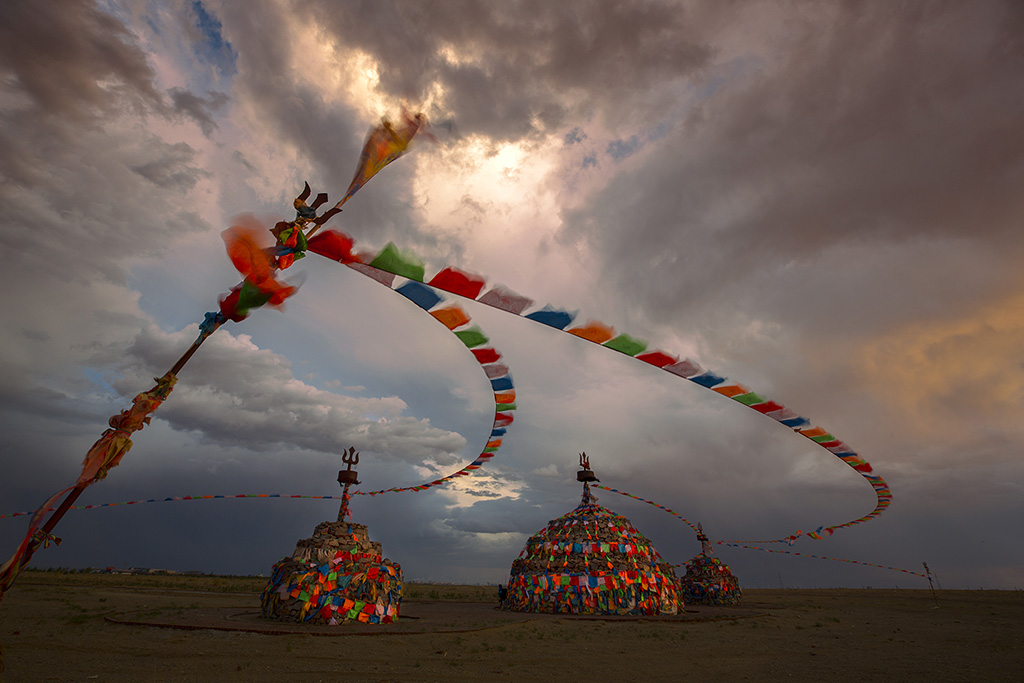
338,447,360,487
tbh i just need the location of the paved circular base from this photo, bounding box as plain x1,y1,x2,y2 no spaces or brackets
106,601,767,636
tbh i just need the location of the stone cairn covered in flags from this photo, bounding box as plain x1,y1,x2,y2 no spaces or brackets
500,454,681,615
677,523,742,606
260,449,403,624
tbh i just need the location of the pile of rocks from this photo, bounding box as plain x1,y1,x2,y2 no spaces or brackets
678,527,741,605
292,520,382,563
501,490,680,616
261,519,402,624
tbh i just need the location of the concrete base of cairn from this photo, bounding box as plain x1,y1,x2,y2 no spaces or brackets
678,552,742,606
260,520,402,624
500,500,680,616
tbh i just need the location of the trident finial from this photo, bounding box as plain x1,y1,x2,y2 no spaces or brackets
696,522,714,557
576,451,599,505
576,452,598,482
337,447,361,522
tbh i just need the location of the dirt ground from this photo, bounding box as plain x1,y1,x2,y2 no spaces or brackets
1,572,1021,682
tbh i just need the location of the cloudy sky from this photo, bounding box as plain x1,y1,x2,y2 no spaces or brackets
2,0,1023,589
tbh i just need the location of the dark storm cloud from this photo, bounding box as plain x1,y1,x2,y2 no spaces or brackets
212,2,382,219
131,139,209,190
204,0,716,258
560,2,1024,328
169,87,229,136
0,0,164,119
0,2,217,455
296,0,714,140
212,0,714,187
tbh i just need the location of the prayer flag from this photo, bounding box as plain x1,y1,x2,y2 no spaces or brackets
395,281,442,310
428,267,486,299
568,321,616,343
603,334,648,356
368,242,425,281
431,305,471,329
478,285,533,314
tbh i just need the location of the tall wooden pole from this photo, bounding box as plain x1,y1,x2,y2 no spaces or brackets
0,320,222,603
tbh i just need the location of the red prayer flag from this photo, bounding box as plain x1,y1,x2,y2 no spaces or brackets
751,400,784,414
636,351,677,368
472,348,501,364
307,230,356,263
428,267,486,299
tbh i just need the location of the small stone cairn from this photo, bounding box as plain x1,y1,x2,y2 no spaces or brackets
260,448,402,624
260,519,402,624
678,523,742,606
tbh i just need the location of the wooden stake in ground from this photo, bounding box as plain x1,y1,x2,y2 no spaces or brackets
923,562,940,608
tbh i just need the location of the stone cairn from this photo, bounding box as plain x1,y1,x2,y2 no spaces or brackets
260,448,403,624
500,454,680,616
677,523,742,606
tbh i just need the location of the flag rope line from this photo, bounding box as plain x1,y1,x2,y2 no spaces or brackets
328,240,891,545
3,110,896,597
594,484,924,578
1,491,924,578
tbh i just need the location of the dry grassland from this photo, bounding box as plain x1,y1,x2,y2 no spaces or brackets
1,571,1021,682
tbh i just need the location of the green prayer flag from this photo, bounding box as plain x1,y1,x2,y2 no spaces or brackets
732,392,767,406
603,334,648,356
454,326,489,348
236,280,273,311
368,242,426,281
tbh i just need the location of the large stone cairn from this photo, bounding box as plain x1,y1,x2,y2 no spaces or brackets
678,526,741,606
501,495,680,615
261,520,402,624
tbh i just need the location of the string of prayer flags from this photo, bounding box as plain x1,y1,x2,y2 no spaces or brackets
326,235,893,543
331,267,517,497
720,543,927,578
0,493,351,520
592,485,699,533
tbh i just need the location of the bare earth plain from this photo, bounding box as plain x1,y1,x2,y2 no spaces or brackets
0,571,1021,682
